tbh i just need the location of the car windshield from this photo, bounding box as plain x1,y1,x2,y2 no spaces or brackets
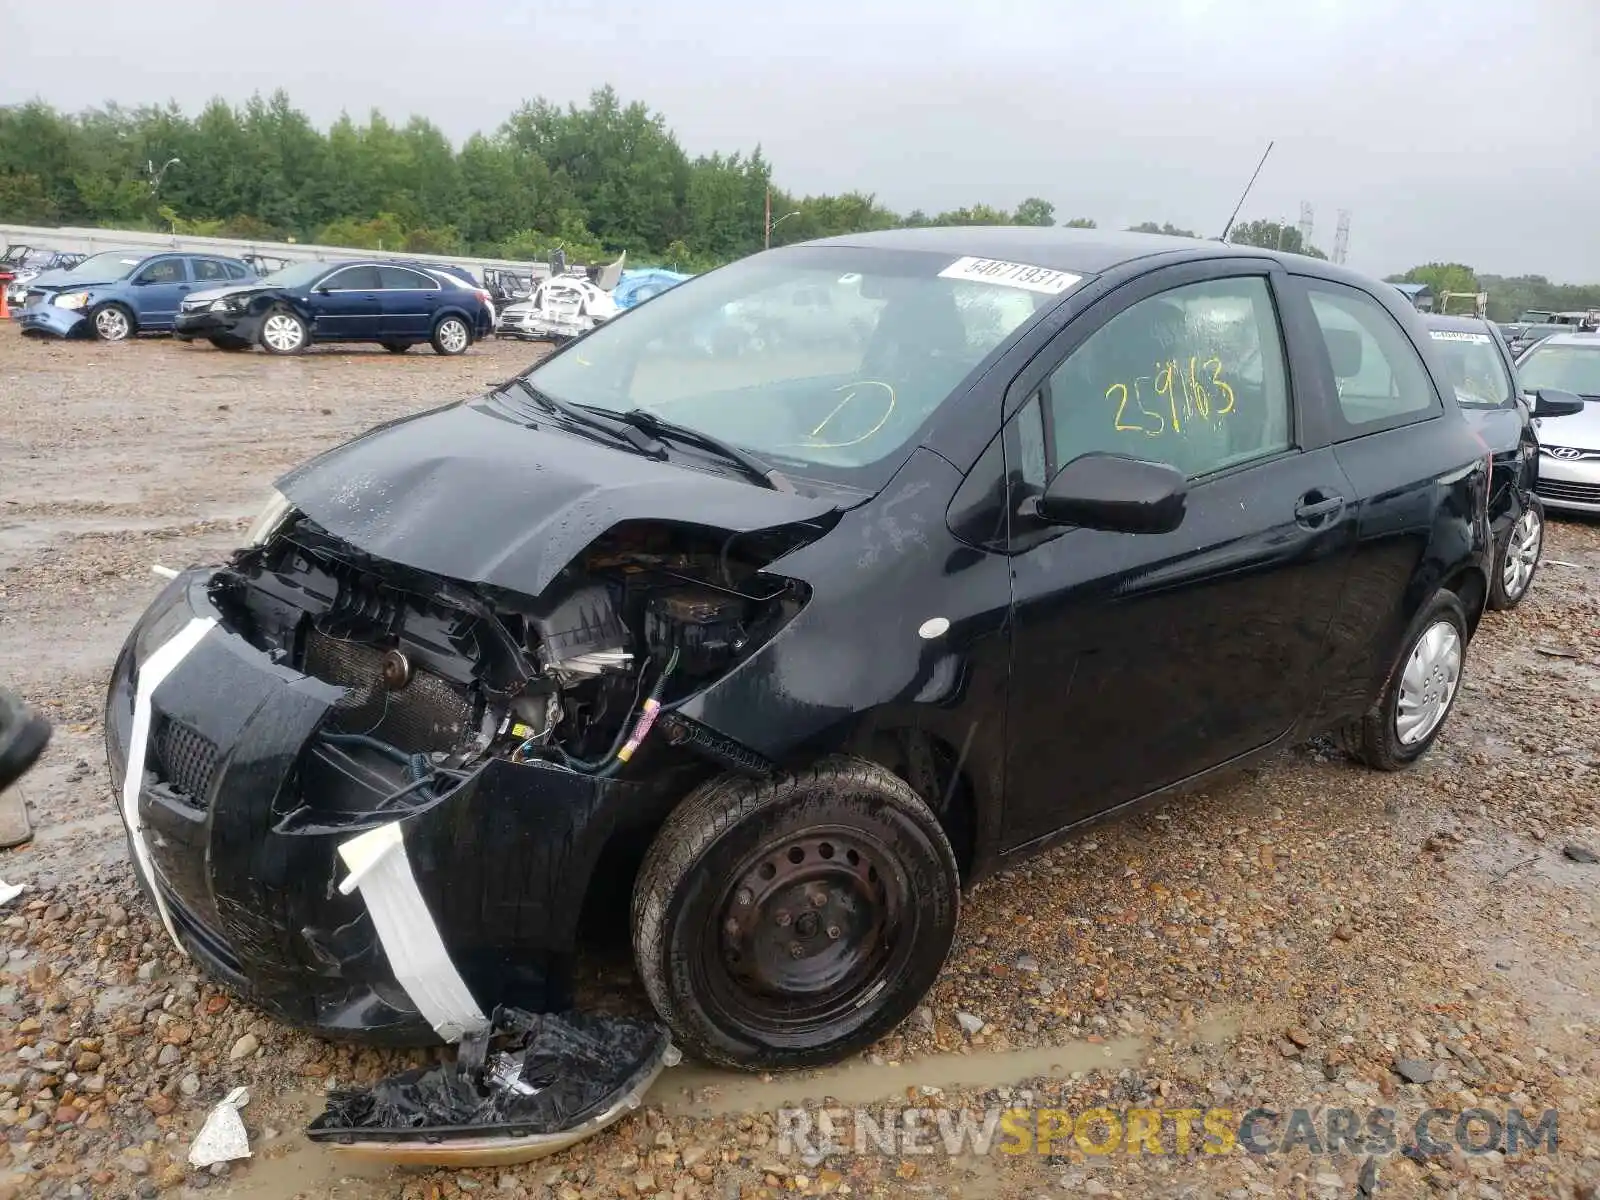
1518,342,1600,398
64,251,144,279
1426,329,1512,408
521,245,1068,482
258,261,330,289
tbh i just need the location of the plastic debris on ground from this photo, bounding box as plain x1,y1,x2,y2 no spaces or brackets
306,1009,677,1167
0,880,21,907
188,1086,252,1168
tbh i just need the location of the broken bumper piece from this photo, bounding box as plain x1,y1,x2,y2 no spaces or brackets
307,1009,676,1167
105,569,659,1044
17,305,85,337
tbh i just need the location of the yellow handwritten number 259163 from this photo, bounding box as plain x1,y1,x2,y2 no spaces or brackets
1112,356,1235,437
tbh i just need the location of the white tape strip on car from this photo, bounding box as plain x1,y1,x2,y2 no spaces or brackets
337,822,490,1043
121,616,217,955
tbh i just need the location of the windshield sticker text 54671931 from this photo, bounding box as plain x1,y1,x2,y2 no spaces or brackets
938,257,1082,295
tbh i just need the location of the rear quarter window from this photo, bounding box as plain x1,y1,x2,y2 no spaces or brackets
1303,281,1440,437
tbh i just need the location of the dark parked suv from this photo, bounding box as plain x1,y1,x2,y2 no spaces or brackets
108,229,1494,1072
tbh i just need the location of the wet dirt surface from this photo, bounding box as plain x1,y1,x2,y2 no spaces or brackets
1,327,1597,1199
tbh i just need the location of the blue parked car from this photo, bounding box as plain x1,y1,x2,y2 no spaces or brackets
172,258,495,355
18,251,256,341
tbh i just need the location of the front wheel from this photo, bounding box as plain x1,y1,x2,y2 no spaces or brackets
1488,499,1542,610
89,303,134,342
430,314,471,356
258,307,309,355
1340,589,1469,770
632,756,959,1071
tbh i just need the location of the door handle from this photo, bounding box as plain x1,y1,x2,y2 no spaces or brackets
1294,491,1346,527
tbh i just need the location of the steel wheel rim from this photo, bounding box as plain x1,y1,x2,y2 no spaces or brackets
1502,508,1541,598
699,826,913,1042
96,308,129,340
438,319,468,353
263,313,303,351
1396,620,1462,745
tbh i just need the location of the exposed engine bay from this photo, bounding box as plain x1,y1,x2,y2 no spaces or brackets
211,516,814,826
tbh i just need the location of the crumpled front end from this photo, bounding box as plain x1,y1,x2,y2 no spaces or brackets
106,506,815,1042
17,301,85,338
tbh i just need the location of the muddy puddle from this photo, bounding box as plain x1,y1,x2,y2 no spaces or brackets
199,1016,1240,1195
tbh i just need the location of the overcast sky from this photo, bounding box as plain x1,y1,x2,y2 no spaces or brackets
4,0,1596,279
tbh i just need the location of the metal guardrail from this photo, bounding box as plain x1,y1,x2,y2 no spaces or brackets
0,223,555,281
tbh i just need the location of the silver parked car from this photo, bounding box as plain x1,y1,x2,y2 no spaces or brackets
1517,332,1600,514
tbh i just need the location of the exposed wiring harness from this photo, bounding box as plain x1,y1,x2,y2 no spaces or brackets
317,730,461,812
541,647,680,779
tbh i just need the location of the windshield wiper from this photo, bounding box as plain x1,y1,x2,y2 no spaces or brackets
616,409,795,492
498,378,665,458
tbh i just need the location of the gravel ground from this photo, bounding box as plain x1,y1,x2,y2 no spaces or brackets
1,328,1597,1200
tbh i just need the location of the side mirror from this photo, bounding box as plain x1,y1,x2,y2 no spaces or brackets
1031,452,1188,534
1530,387,1585,418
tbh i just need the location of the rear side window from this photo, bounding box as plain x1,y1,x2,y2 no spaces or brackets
191,258,230,283
1427,330,1515,409
1042,276,1292,480
224,261,249,280
378,266,438,289
1305,283,1438,432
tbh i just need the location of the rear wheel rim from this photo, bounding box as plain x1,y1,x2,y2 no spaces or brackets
438,319,468,353
262,313,303,352
701,826,913,1044
95,308,129,340
1396,620,1462,745
1502,508,1541,598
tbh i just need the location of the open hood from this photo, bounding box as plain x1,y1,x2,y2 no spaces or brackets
276,400,854,597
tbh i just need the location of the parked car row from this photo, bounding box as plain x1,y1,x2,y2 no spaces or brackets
13,250,496,355
1,244,87,307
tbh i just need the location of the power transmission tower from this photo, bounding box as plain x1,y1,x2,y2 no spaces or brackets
1333,210,1351,264
1298,202,1314,250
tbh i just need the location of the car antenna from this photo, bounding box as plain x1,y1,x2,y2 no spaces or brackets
1218,140,1274,243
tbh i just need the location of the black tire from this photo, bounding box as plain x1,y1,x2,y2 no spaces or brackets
88,302,135,342
258,306,309,355
429,314,472,356
632,756,959,1071
207,334,251,352
1340,590,1469,771
381,341,411,354
1487,498,1543,611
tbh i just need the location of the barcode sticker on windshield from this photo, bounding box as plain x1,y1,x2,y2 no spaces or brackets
938,257,1081,295
1429,330,1492,344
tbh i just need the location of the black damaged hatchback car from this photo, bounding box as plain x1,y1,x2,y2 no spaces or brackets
109,228,1495,1070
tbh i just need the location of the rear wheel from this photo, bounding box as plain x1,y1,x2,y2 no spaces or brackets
207,334,250,352
1488,499,1542,610
259,307,308,355
430,315,471,356
381,341,411,354
1340,590,1468,770
632,756,959,1070
89,303,134,342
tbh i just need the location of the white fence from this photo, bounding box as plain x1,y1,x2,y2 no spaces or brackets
0,223,554,281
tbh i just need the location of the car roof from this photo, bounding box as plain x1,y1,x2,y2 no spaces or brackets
802,225,1369,283
1528,331,1600,348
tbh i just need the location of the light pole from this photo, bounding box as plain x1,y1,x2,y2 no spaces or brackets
148,157,181,194
766,209,800,249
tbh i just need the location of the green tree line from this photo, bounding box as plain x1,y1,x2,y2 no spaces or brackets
1,88,1186,270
